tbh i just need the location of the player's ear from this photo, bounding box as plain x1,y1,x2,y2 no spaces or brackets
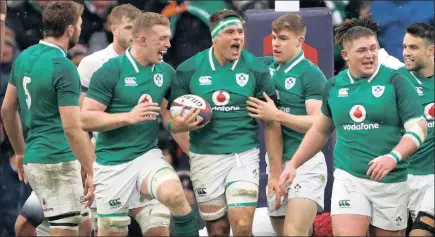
111,24,118,36
67,24,75,38
297,36,305,47
427,44,434,57
341,49,349,61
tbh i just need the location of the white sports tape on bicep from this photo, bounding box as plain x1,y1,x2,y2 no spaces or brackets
404,117,427,148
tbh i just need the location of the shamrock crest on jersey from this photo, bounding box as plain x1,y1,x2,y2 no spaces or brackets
154,73,163,87
236,73,249,87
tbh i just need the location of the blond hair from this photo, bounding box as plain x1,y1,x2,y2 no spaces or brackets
109,4,141,25
132,12,170,36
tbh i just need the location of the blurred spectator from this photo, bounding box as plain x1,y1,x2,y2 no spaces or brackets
162,0,231,68
80,0,116,48
68,44,89,67
0,27,17,105
6,0,50,51
371,0,434,60
86,4,116,53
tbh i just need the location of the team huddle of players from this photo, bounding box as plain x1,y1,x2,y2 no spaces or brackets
0,1,433,236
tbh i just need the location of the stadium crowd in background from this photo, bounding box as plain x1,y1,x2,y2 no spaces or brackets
0,0,433,236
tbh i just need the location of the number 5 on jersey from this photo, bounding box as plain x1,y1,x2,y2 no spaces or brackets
23,76,32,109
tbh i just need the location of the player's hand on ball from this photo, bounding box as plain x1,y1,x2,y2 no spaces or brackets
126,102,161,124
268,176,283,210
81,174,95,208
279,163,297,194
367,155,397,181
172,106,203,132
14,154,28,184
246,92,279,121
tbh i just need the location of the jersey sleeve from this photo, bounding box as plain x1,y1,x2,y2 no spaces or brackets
52,58,81,107
390,72,423,123
8,58,20,86
86,60,120,106
253,62,276,98
302,66,327,101
320,79,334,118
77,55,103,92
257,56,275,66
171,60,194,103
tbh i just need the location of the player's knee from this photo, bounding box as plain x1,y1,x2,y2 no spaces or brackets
410,212,435,237
134,204,170,234
150,167,181,200
47,212,83,231
286,222,310,236
161,189,186,209
226,181,258,209
97,216,131,233
232,218,251,236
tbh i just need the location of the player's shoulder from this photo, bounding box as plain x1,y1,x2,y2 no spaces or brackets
52,56,76,71
177,49,208,72
379,48,404,70
299,59,325,76
241,50,270,73
159,61,176,74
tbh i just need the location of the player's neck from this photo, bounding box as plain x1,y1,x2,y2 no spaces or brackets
282,48,302,66
414,61,434,78
112,39,126,56
213,48,230,65
43,37,68,52
130,45,152,67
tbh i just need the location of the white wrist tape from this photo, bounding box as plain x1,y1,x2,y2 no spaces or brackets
386,150,402,163
0,14,5,21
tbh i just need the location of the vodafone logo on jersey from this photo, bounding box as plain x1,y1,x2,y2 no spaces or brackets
344,105,379,130
424,102,434,128
424,103,434,120
212,90,230,106
349,105,366,122
211,90,240,112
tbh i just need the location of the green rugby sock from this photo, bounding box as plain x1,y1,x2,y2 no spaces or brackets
171,209,199,237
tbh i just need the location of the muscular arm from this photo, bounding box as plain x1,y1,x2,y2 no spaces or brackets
391,118,427,160
275,99,322,134
289,113,335,169
81,98,129,132
1,84,25,156
160,98,190,154
60,106,94,175
263,118,283,177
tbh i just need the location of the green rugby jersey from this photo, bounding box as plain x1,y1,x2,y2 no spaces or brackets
9,41,80,164
262,51,327,160
398,67,434,175
321,64,423,183
86,48,172,165
171,48,276,154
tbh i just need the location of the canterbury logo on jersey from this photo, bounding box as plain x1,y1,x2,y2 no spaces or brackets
199,76,212,85
344,105,380,130
124,77,137,87
279,107,290,113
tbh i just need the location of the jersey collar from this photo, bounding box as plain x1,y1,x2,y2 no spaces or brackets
107,43,120,58
39,40,67,57
347,61,381,84
277,50,304,73
208,46,239,71
125,47,156,73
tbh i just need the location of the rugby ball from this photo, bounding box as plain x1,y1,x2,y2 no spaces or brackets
170,94,212,126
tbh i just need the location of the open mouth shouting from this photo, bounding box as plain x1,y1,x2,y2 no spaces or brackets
158,49,167,61
230,42,241,55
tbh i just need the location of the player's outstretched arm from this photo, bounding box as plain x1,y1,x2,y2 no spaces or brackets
81,98,161,131
1,83,26,182
280,113,335,190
